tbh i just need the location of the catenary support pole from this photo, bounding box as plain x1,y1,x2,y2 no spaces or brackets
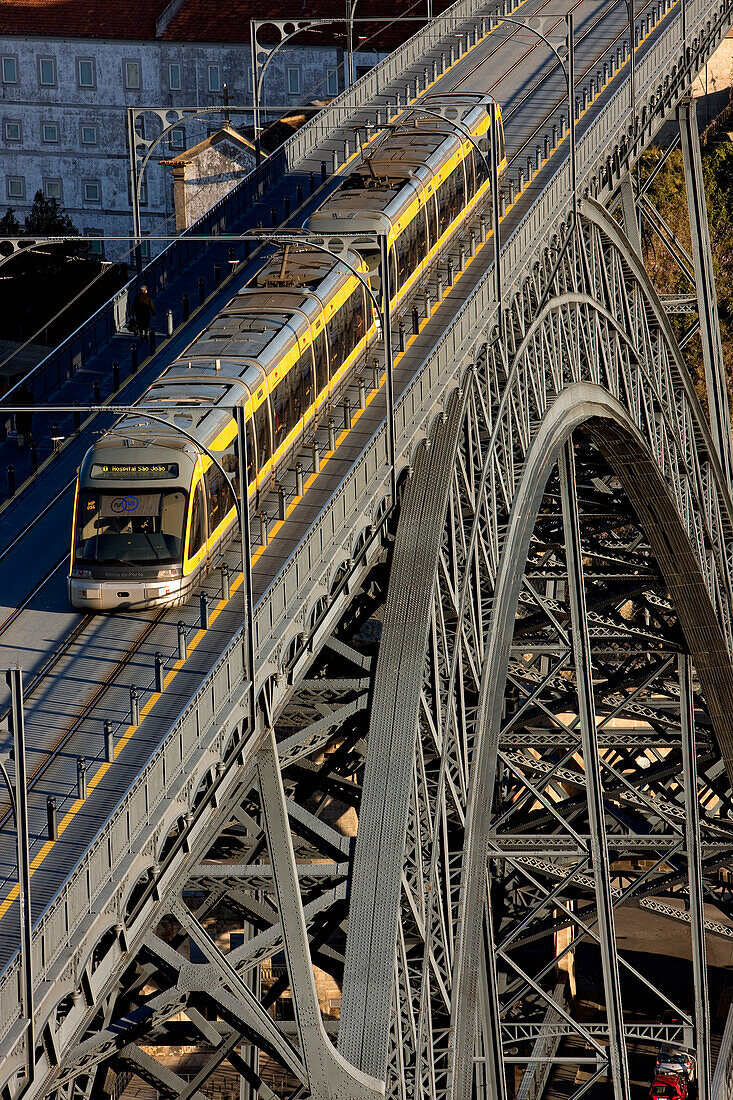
7,668,35,1090
678,97,733,488
559,442,631,1100
235,404,257,738
619,174,642,254
490,101,502,331
679,654,712,1100
379,233,397,505
126,107,143,275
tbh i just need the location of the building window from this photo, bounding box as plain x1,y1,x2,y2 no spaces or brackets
83,180,101,203
288,67,300,95
208,64,221,92
169,126,185,150
84,229,104,256
77,58,95,88
327,69,339,95
43,178,62,200
168,62,181,91
42,121,59,143
140,234,150,259
7,176,25,200
128,176,148,206
124,59,141,90
80,123,98,145
1,57,17,84
134,115,145,138
247,69,253,93
38,56,56,86
4,120,21,142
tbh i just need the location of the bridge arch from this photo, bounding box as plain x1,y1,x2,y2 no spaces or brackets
340,201,733,1098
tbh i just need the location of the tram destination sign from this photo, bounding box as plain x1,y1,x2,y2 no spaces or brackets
91,462,179,480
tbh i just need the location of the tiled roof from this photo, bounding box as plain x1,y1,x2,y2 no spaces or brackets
0,0,170,39
0,0,453,44
162,0,454,47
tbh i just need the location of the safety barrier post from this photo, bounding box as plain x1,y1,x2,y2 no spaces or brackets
130,685,139,725
77,757,87,799
155,652,164,693
104,720,114,762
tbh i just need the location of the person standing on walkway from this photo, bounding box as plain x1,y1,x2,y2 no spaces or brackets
132,285,155,339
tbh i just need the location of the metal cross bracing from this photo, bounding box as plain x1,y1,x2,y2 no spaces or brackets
2,0,733,1092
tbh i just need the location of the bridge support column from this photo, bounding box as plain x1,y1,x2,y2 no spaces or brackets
619,174,642,255
680,655,712,1100
678,97,733,487
256,730,383,1100
559,442,631,1100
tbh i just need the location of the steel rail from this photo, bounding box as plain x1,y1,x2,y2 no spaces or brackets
0,478,76,564
0,608,168,894
496,0,659,158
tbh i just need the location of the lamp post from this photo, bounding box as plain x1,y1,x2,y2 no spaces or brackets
0,668,34,1093
493,15,577,227
250,12,434,162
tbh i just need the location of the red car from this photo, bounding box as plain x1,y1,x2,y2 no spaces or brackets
648,1074,688,1100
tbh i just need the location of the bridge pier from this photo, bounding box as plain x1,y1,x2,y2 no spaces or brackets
678,96,733,487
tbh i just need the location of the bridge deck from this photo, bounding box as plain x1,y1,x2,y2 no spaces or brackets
0,0,702,1003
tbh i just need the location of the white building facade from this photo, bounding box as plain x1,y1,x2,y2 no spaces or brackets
0,2,384,262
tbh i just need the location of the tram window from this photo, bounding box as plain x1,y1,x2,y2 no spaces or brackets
272,377,290,448
188,480,206,555
254,403,271,471
436,173,452,235
465,149,476,201
415,208,428,264
313,327,328,387
292,348,313,420
327,304,346,376
328,289,362,377
426,194,438,250
453,161,466,214
75,488,187,565
475,141,488,189
205,464,235,533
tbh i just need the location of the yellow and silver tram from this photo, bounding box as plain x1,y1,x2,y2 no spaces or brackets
69,95,506,610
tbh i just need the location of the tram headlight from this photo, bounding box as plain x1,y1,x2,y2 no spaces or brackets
72,568,92,579
157,567,181,579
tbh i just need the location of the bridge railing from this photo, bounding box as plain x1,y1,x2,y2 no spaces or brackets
0,0,730,1071
5,0,501,407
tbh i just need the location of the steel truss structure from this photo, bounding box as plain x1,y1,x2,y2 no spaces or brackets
6,3,733,1100
27,195,733,1100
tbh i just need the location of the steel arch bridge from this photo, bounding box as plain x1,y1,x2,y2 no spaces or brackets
3,0,733,1096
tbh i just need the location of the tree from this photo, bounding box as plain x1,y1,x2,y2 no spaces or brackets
24,190,78,235
0,208,21,235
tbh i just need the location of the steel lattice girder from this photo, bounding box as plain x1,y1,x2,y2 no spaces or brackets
339,200,733,1100
24,135,733,1100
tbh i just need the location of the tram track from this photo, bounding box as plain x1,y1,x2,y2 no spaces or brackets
448,0,656,166
0,608,166,841
0,0,664,913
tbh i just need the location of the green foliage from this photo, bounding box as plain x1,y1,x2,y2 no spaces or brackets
640,141,733,409
23,190,78,236
0,208,21,235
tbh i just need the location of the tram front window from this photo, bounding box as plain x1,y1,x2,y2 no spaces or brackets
75,489,187,567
